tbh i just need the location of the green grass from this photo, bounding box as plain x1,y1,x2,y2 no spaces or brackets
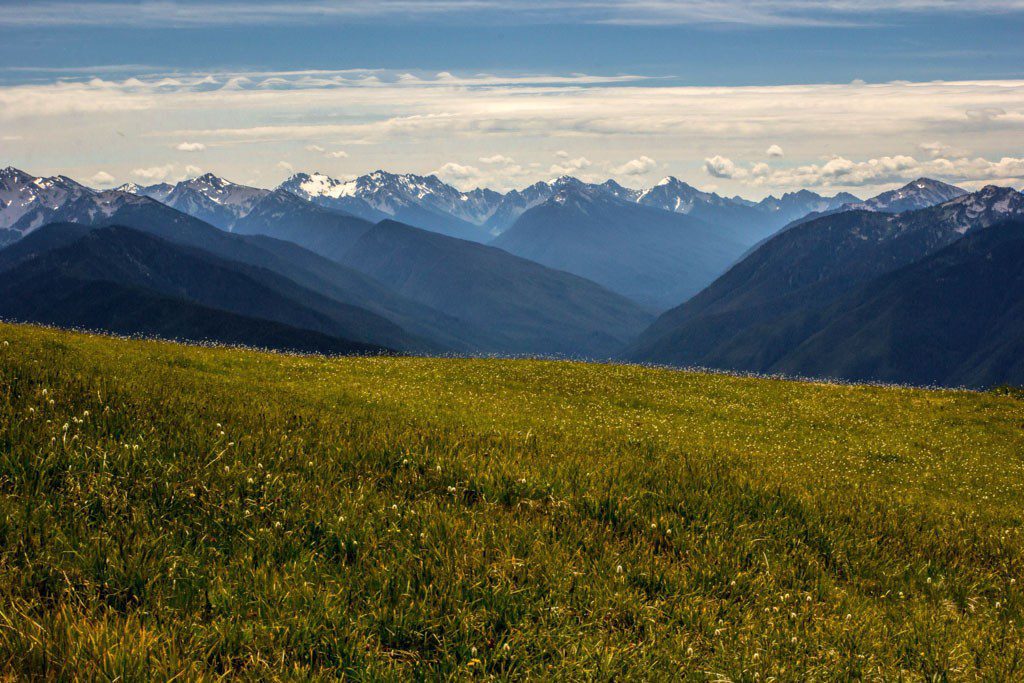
1,323,1024,680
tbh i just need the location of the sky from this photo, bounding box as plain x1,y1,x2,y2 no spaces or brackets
1,0,1023,198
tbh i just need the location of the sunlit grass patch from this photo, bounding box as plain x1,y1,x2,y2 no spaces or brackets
0,323,1022,679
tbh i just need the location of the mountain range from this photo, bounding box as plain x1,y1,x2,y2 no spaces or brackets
4,163,1023,387
279,170,863,241
0,167,652,358
493,182,746,310
625,184,1024,387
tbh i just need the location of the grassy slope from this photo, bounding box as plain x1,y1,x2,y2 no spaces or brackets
1,322,1023,679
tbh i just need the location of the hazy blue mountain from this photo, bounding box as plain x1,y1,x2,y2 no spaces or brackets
772,220,1024,388
115,181,174,202
2,183,646,357
0,225,395,354
780,178,970,233
231,190,377,262
338,220,653,358
755,189,860,226
625,186,1024,384
148,173,270,230
11,196,463,353
492,184,746,311
844,177,967,213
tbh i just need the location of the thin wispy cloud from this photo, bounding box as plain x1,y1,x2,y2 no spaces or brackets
2,0,1023,28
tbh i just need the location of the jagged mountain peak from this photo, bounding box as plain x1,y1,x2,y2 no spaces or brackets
849,177,968,213
0,166,34,183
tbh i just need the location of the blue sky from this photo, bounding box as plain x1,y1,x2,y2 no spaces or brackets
1,1,1022,196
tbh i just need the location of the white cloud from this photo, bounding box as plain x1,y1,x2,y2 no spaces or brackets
184,165,202,177
919,141,951,158
703,155,746,179
611,155,657,176
175,141,206,152
131,164,174,181
765,144,784,158
276,161,294,172
724,153,1024,188
966,107,1007,122
3,70,1024,197
550,156,591,176
90,170,115,186
434,162,481,180
479,154,515,165
306,144,348,158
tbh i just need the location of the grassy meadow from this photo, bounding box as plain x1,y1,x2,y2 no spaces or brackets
1,322,1023,679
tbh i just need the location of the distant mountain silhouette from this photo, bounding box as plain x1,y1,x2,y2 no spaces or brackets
493,185,745,311
339,220,653,358
625,186,1024,387
0,225,393,355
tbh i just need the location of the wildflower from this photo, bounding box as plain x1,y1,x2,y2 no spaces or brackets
471,647,478,657
224,465,230,473
616,565,623,574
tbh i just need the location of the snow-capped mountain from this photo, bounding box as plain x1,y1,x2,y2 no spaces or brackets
277,172,389,223
636,176,735,214
846,178,967,213
923,185,1024,234
634,176,801,243
0,166,93,230
0,167,168,235
145,173,269,230
279,170,494,241
482,176,597,233
115,181,174,203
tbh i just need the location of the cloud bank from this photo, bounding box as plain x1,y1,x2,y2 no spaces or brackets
3,69,1022,194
